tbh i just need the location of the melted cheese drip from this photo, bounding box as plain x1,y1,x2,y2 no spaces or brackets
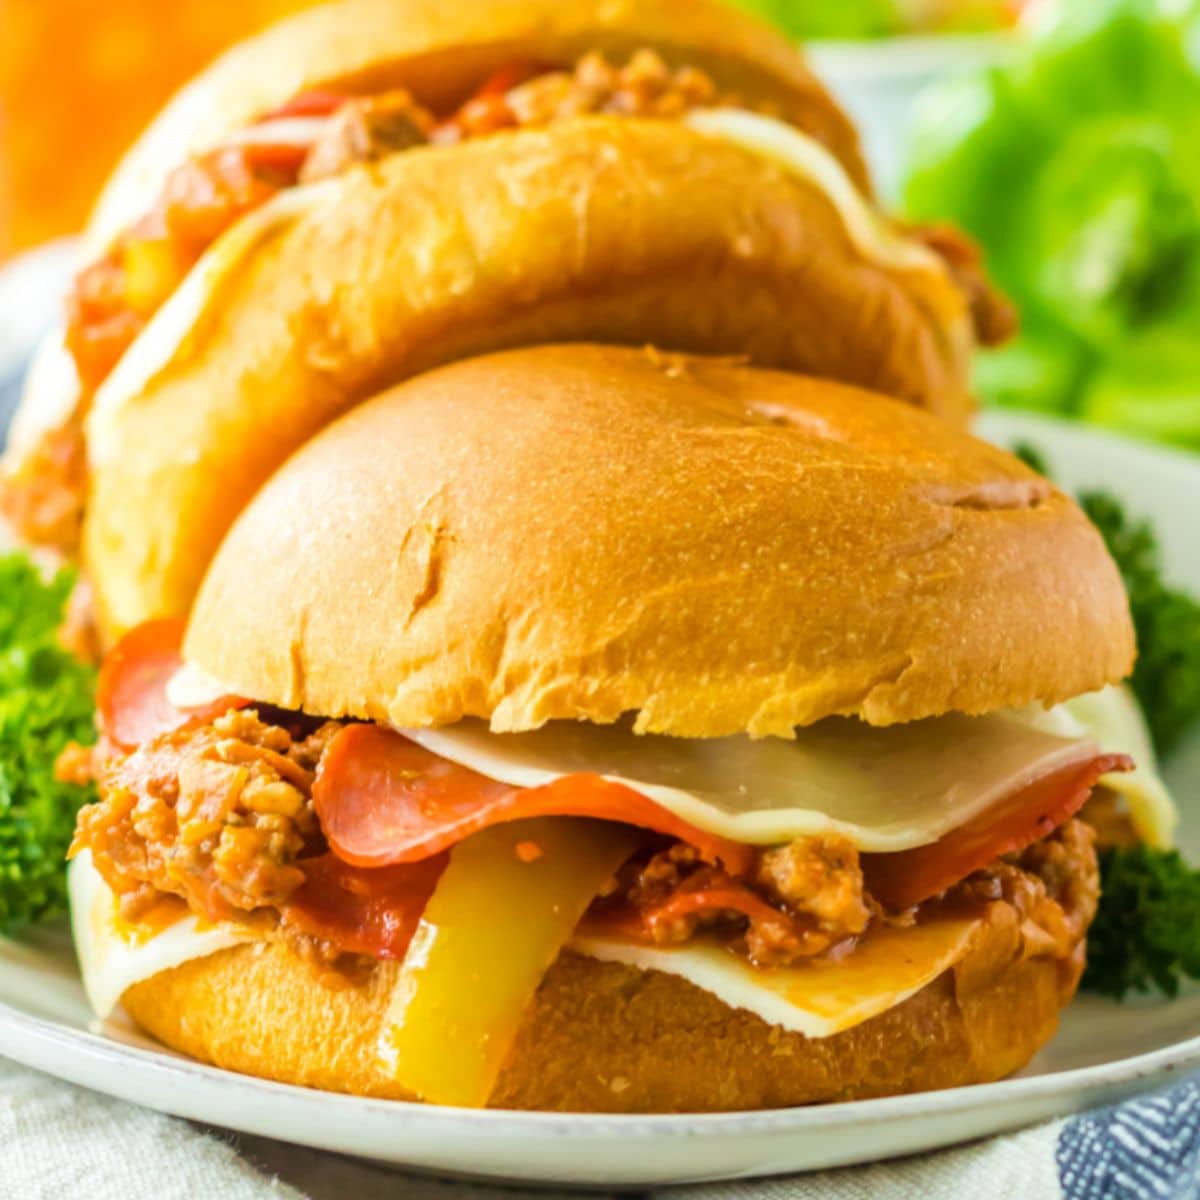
69,852,246,1019
685,108,942,276
85,180,338,469
1015,685,1177,848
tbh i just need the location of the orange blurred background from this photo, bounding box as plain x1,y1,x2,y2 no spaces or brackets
0,0,322,259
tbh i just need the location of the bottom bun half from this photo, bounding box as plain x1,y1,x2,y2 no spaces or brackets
122,907,1082,1113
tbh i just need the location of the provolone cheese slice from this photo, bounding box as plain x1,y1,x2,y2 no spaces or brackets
685,108,972,374
223,116,330,148
401,713,1097,853
685,108,945,277
1013,685,1177,848
69,852,983,1047
86,180,338,467
572,916,982,1038
6,328,82,461
69,852,249,1019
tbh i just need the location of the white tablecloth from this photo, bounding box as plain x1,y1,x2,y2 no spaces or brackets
7,1055,1196,1199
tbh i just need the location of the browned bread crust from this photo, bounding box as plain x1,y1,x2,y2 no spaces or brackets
123,901,1080,1112
183,345,1134,737
84,120,971,639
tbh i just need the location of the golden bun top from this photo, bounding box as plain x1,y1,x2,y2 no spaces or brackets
185,345,1134,738
87,0,866,250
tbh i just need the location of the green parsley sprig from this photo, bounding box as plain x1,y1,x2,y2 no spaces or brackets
1084,845,1200,999
1015,442,1200,999
0,553,96,935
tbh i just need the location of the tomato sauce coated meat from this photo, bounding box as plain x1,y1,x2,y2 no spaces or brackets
72,705,1102,973
71,624,1109,976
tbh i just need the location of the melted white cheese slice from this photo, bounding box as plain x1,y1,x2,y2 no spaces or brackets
86,180,338,468
69,851,247,1019
572,917,981,1038
169,654,1177,852
685,108,943,276
1013,685,1177,848
401,713,1097,852
69,853,981,1040
223,116,331,148
6,328,83,461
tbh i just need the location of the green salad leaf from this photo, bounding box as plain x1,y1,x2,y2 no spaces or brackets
905,0,1200,446
1084,844,1200,999
730,0,897,39
727,0,1019,39
0,553,96,935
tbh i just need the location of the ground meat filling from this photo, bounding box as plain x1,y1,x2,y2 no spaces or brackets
445,49,730,140
955,818,1099,961
0,417,87,553
72,707,1099,973
72,710,342,927
594,820,1097,968
596,838,874,967
299,90,434,182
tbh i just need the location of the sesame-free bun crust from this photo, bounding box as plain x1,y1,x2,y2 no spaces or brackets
184,345,1134,737
121,902,1080,1112
84,120,972,639
86,0,867,251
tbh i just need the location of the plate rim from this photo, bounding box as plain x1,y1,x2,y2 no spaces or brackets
0,985,1196,1137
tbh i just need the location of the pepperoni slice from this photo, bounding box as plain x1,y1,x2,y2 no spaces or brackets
472,59,551,99
283,853,447,960
313,723,755,875
258,89,349,121
239,141,310,179
594,882,797,945
861,753,1132,911
97,619,247,751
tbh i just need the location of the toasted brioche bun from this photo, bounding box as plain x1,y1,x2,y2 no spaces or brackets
86,0,867,251
183,345,1133,738
121,899,1079,1112
84,120,974,640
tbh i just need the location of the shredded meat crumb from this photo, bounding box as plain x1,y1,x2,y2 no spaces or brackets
73,704,1098,975
299,90,434,183
73,709,341,926
952,818,1099,961
601,836,873,968
0,417,88,553
503,49,721,128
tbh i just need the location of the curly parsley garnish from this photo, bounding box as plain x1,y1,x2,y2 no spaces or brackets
0,553,96,934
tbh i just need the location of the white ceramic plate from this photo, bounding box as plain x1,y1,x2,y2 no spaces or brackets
0,411,1197,1188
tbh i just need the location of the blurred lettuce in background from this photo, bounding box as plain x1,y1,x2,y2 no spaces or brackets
904,0,1200,449
732,0,1024,38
